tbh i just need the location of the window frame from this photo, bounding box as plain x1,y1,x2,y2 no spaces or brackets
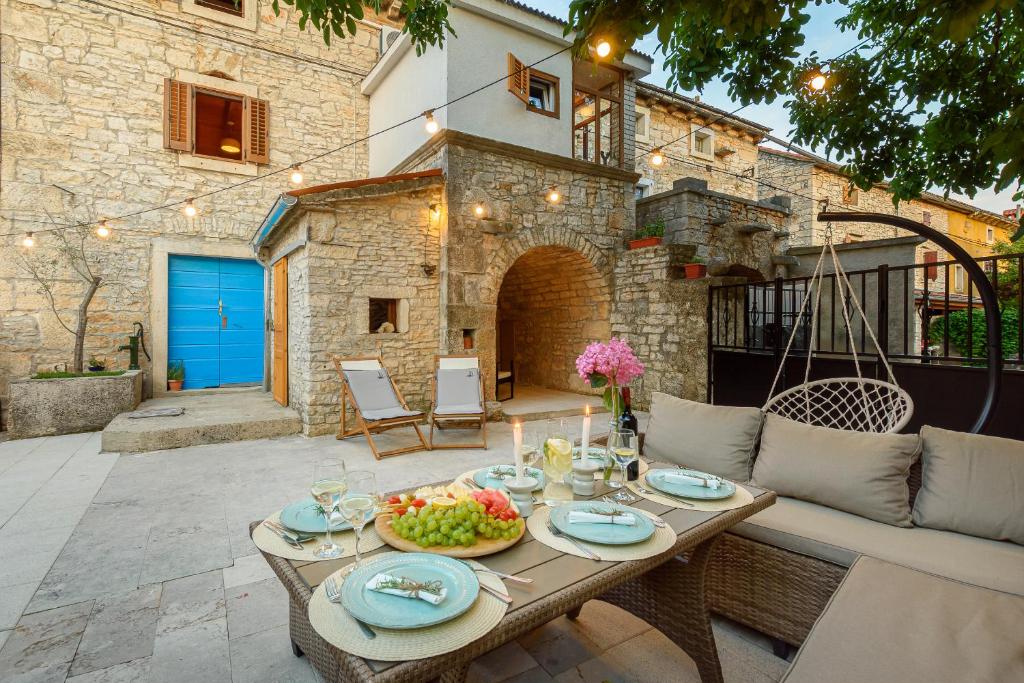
634,104,651,143
571,62,626,169
986,226,995,243
525,68,560,119
690,127,715,160
954,264,965,293
182,0,257,30
369,298,399,334
922,210,932,227
842,184,859,206
191,86,246,164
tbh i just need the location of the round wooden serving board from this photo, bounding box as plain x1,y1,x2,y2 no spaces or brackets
373,513,525,558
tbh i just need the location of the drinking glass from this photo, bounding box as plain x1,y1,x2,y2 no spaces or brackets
606,429,638,502
542,419,574,506
337,471,378,577
311,459,347,560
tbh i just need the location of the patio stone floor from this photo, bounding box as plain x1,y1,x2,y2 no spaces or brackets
0,417,788,682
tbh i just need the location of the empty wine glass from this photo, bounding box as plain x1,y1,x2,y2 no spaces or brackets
311,459,347,559
606,429,638,502
338,471,378,577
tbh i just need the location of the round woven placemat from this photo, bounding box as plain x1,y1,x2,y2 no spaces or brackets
626,475,755,512
252,511,386,562
306,552,509,661
526,505,676,561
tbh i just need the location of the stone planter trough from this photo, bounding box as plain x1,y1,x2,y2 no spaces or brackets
8,370,144,439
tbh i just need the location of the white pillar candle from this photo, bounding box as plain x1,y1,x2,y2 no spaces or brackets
513,420,524,479
581,404,591,456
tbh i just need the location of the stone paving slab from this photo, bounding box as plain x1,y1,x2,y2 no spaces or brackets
0,600,94,683
69,585,161,677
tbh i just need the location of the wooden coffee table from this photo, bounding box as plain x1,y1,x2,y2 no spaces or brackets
253,471,775,683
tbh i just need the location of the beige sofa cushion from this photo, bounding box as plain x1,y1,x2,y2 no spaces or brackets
783,556,1024,683
913,425,1024,546
751,415,920,526
642,393,762,482
733,496,1024,596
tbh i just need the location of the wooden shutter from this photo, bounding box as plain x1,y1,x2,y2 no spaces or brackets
507,53,529,104
243,96,270,164
163,78,193,151
924,250,938,281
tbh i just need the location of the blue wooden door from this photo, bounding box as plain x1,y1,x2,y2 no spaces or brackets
168,255,265,389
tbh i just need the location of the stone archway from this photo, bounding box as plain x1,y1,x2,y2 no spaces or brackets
494,245,612,396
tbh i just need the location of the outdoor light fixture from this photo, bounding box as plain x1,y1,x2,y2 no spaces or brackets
22,232,35,248
546,186,561,203
423,110,440,134
183,199,197,218
96,221,111,239
650,148,665,166
594,39,612,58
289,166,304,185
809,72,828,91
473,203,486,218
429,203,441,219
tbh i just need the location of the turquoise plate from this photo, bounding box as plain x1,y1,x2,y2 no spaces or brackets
473,465,545,492
340,553,480,630
645,468,736,500
572,446,607,464
280,497,353,533
549,501,655,545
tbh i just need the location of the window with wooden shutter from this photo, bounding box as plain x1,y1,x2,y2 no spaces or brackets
923,250,938,281
243,96,269,164
164,79,193,151
508,53,529,104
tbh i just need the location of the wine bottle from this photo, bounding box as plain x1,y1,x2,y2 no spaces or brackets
618,387,640,481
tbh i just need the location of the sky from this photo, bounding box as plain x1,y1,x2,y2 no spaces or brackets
529,0,1018,215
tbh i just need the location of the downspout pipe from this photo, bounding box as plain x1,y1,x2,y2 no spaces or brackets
252,193,299,253
819,211,1002,434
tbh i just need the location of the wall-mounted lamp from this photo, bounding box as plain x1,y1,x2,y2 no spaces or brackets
429,203,441,219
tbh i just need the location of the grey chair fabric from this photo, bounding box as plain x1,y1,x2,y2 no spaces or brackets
733,496,1024,596
434,368,483,415
344,370,422,420
782,555,1024,682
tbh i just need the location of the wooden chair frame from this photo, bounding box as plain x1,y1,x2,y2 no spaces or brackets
331,354,429,460
429,353,488,450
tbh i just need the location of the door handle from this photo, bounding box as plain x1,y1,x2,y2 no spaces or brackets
218,299,223,317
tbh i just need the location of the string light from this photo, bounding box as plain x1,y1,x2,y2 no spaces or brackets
289,166,304,185
183,199,197,218
423,110,440,135
809,71,828,91
95,221,111,239
22,232,35,248
545,186,561,203
649,148,665,167
473,203,486,218
594,39,612,58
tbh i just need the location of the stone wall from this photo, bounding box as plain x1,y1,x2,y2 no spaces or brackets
496,246,611,393
0,0,381,420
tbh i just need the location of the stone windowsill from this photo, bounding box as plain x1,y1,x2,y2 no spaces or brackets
178,154,259,176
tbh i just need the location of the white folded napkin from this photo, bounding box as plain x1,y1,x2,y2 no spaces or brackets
568,511,636,526
663,472,721,489
365,573,447,605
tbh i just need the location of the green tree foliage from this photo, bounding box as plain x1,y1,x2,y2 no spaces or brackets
930,305,1020,361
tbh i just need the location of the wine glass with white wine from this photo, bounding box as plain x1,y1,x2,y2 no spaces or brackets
337,471,378,577
311,459,347,560
606,429,638,503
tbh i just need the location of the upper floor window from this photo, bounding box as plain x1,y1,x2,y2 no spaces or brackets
635,105,651,143
507,54,560,118
196,0,244,17
691,128,714,160
986,226,995,243
182,0,257,30
922,210,932,226
572,61,624,168
842,184,859,205
954,264,965,293
163,77,269,166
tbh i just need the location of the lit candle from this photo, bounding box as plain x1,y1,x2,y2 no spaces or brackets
581,404,591,457
513,420,524,480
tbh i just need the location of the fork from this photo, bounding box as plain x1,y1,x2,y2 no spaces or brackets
262,521,304,550
264,520,313,545
600,497,667,528
634,484,696,508
546,519,601,561
324,576,376,639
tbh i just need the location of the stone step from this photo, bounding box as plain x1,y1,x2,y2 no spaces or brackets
496,386,609,424
101,389,301,453
499,403,609,423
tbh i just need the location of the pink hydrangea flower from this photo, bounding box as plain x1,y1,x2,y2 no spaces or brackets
575,337,645,385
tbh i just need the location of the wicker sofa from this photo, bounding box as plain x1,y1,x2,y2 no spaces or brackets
640,392,1024,680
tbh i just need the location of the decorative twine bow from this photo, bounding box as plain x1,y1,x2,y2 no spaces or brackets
587,507,628,520
490,466,517,480
378,576,445,598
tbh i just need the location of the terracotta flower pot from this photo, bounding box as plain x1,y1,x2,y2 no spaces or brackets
628,236,663,250
684,263,707,279
167,379,184,391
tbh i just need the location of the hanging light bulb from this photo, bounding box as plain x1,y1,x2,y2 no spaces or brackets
429,203,441,219
183,199,197,218
22,232,35,248
473,203,486,218
594,39,612,58
809,71,828,91
650,148,665,167
423,110,440,135
546,186,561,204
289,165,304,185
95,221,111,239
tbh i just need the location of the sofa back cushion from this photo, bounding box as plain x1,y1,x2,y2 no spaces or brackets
751,415,921,526
643,393,762,482
913,425,1024,546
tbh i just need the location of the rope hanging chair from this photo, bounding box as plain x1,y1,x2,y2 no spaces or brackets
762,222,914,433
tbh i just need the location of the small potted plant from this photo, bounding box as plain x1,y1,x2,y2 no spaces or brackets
628,219,665,250
167,360,185,391
684,255,707,279
87,355,106,372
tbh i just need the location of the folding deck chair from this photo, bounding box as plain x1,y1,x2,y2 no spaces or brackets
429,354,487,449
331,354,429,459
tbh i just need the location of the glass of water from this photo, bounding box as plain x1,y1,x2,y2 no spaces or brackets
606,429,638,502
338,471,378,577
311,459,347,559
